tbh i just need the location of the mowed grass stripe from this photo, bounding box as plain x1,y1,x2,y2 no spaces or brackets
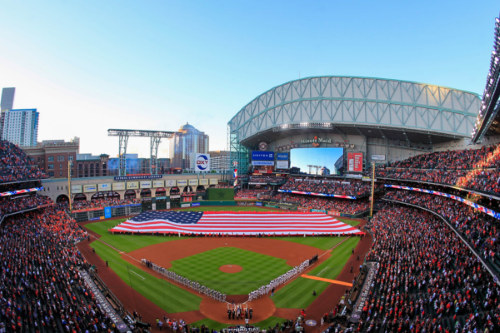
271,237,359,309
92,241,202,313
169,247,292,295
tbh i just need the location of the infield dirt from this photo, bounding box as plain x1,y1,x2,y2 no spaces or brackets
78,217,371,332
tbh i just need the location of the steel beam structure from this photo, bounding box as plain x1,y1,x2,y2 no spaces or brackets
229,76,480,142
108,129,175,176
228,76,480,172
150,136,162,175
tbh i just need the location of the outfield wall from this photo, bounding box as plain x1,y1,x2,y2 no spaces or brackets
206,188,234,201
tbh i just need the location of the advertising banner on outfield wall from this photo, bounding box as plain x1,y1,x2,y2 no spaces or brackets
210,178,218,185
165,180,176,187
112,182,125,191
71,185,82,194
276,161,289,169
199,179,209,185
252,161,274,166
140,181,152,188
153,180,164,188
276,153,289,160
177,180,187,186
104,207,112,219
83,184,96,193
371,155,386,161
127,182,139,190
98,183,111,192
189,179,198,186
328,211,341,216
181,203,191,208
251,151,274,161
347,153,363,172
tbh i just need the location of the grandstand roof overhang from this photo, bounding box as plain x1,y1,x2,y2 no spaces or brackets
229,76,481,146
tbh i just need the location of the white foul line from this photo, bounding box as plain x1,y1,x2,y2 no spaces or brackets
130,270,145,280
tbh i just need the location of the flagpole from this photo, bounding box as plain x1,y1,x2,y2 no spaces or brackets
370,162,375,218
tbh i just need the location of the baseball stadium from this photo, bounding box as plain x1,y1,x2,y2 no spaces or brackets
2,10,500,333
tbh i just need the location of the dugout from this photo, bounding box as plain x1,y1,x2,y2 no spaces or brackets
141,198,152,212
155,196,169,210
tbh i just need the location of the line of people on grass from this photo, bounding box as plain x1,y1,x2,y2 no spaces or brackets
141,259,227,303
248,259,310,302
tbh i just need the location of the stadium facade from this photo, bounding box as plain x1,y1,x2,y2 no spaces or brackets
228,76,481,173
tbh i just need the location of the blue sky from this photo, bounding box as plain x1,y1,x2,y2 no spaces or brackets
0,1,498,157
291,148,343,173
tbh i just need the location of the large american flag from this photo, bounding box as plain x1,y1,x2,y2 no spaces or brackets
110,211,362,235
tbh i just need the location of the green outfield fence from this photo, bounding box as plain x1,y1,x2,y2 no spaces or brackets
206,188,235,201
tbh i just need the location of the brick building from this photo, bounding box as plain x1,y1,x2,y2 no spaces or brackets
22,138,80,178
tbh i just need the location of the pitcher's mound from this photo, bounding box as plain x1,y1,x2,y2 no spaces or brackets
219,265,243,273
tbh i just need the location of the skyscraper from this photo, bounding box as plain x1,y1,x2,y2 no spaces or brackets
169,123,209,169
1,88,16,137
2,109,39,146
1,88,15,111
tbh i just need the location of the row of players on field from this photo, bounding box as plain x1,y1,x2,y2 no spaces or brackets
142,258,311,303
248,259,310,301
142,259,227,302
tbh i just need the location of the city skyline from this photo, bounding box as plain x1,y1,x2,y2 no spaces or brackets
0,1,497,157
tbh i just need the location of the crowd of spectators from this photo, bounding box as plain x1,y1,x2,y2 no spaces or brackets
0,140,47,183
281,177,381,197
371,143,500,195
71,197,141,210
342,205,500,333
274,193,369,214
235,189,272,198
0,202,128,332
387,144,500,170
0,195,51,218
383,190,500,271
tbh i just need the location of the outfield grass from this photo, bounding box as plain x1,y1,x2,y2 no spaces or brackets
169,247,292,295
86,219,188,252
273,236,347,251
190,316,288,331
92,241,202,313
308,237,360,280
271,237,359,309
336,218,361,227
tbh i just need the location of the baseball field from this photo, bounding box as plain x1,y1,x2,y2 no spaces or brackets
79,206,370,331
